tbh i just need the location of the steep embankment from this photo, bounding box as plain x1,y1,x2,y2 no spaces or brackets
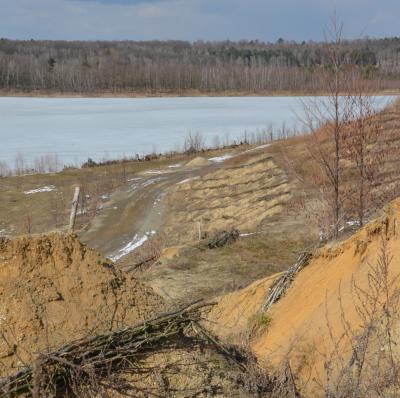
207,274,280,342
0,233,164,376
210,198,400,396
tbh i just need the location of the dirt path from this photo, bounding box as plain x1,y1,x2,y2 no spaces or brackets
78,145,277,262
77,143,318,304
78,160,221,260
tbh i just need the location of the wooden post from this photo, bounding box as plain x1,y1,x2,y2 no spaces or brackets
69,186,80,232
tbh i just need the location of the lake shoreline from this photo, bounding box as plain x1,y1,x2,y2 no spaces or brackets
1,89,399,99
0,95,395,171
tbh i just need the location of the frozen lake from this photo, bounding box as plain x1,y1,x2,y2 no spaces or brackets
0,96,394,169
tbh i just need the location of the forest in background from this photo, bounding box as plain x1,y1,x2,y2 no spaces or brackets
0,37,400,94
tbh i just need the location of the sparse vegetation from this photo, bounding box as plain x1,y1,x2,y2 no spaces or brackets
2,16,400,398
249,313,272,331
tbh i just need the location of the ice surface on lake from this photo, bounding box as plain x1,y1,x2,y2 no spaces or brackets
0,96,394,169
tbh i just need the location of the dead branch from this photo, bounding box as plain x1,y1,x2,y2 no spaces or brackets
0,301,219,397
261,252,312,312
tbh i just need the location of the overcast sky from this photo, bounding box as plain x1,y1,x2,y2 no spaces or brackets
1,0,399,42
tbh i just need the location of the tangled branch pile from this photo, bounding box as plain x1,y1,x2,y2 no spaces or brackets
0,301,249,397
207,228,240,249
261,251,312,312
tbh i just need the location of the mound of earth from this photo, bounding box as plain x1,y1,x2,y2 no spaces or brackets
166,154,292,243
184,156,212,168
0,232,164,376
210,198,400,396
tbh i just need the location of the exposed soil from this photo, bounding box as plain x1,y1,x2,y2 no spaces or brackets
0,232,165,376
78,156,223,258
206,274,280,343
209,198,400,396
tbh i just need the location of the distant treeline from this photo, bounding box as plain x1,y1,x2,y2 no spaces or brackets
1,38,400,94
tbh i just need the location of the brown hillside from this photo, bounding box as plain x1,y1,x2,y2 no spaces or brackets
0,233,164,376
209,198,400,396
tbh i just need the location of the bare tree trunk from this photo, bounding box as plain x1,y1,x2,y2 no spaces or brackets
300,14,349,239
69,186,80,232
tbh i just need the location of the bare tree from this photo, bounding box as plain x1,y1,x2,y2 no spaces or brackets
0,37,397,95
0,161,10,177
301,15,352,238
342,79,384,227
183,132,205,153
15,153,26,176
320,237,400,397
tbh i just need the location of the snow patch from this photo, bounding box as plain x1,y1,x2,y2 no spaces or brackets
346,220,360,227
208,154,233,163
141,177,164,188
110,230,157,262
144,170,167,175
24,185,55,195
244,144,271,153
177,176,200,185
168,163,182,168
153,196,162,207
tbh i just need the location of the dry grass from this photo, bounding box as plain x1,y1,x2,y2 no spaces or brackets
139,217,315,304
0,149,232,237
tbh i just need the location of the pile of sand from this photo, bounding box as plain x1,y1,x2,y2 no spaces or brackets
0,233,164,376
184,156,211,168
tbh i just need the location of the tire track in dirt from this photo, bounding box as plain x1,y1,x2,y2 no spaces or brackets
78,161,221,259
79,145,276,261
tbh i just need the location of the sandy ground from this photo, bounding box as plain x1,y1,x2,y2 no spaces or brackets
206,198,400,396
0,232,165,376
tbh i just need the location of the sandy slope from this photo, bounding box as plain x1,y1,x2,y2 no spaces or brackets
209,198,400,396
0,232,164,376
206,274,280,342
